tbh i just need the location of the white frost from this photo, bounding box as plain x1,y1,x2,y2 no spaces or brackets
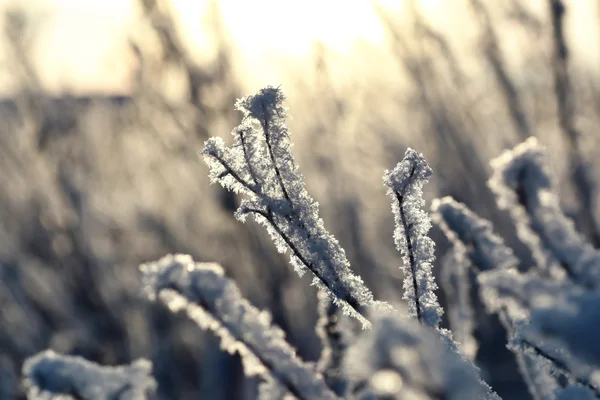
22,350,156,400
141,254,338,400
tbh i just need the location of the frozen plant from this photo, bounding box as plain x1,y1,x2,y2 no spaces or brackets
433,138,600,399
432,197,559,400
18,87,600,400
197,86,498,399
488,137,600,286
344,310,499,400
22,350,156,400
383,149,442,329
201,86,393,329
438,247,478,360
140,254,337,400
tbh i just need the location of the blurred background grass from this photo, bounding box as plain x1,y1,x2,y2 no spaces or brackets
0,0,598,398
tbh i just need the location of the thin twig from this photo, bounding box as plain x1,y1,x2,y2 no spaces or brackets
522,339,600,398
244,207,365,316
394,165,422,323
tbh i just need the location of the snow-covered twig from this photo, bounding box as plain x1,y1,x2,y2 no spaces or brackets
489,137,600,286
201,86,390,328
140,254,338,400
345,311,500,400
479,268,600,397
383,148,441,328
432,197,518,273
433,197,561,399
22,350,156,400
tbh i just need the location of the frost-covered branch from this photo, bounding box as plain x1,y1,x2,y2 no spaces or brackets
140,254,338,400
489,137,600,287
344,311,500,400
512,344,560,400
432,197,519,273
502,316,594,400
383,148,441,328
513,336,600,397
432,197,518,359
511,285,600,395
237,205,368,320
433,197,563,399
22,350,156,400
525,290,600,369
202,136,259,194
478,267,600,397
201,86,390,328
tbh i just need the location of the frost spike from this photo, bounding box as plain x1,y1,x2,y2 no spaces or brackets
384,148,442,328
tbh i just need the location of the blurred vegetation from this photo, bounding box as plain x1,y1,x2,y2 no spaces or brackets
0,0,598,399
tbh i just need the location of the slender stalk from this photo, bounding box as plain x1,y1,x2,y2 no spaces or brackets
260,104,292,203
244,207,365,316
394,167,422,323
522,339,600,398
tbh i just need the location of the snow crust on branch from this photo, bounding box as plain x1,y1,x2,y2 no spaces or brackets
383,148,442,328
201,86,391,328
141,254,338,400
22,350,156,400
345,311,500,400
489,137,600,286
432,197,564,399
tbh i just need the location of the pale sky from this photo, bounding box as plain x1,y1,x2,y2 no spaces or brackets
0,0,598,95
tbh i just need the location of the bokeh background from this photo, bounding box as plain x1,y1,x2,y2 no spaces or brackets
0,0,599,398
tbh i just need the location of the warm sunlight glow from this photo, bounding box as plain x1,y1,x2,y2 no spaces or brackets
2,0,598,94
175,0,448,58
175,0,404,57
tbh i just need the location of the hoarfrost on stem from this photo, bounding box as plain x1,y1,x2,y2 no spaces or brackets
432,197,519,273
201,86,391,328
478,267,600,397
140,254,338,400
22,350,156,400
344,311,500,400
432,197,561,399
488,137,600,286
383,148,442,329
